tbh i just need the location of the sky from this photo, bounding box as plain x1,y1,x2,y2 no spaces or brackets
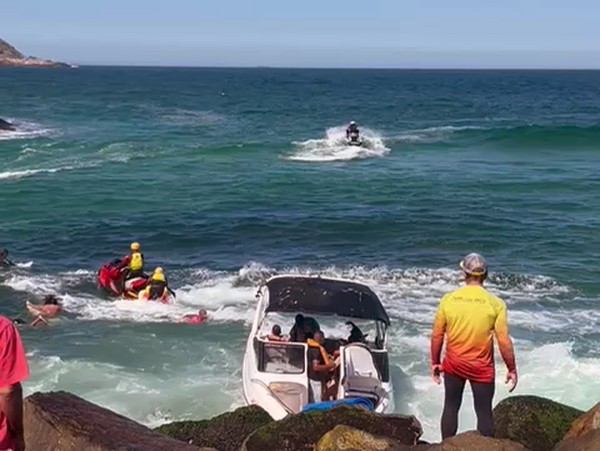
2,0,600,68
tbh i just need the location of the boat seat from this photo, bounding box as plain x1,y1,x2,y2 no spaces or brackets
342,343,384,402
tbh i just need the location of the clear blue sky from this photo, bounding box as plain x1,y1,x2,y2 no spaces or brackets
2,0,600,68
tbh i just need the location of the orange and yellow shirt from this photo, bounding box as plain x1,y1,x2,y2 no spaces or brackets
430,285,516,383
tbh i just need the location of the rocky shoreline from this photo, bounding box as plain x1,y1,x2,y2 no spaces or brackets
23,391,599,450
0,37,72,68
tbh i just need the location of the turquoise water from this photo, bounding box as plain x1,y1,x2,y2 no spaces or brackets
1,68,599,439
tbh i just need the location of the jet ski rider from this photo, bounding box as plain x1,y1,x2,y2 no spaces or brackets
122,242,145,281
143,267,169,300
346,121,360,141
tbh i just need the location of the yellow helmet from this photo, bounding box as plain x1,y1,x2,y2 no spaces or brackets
130,242,140,251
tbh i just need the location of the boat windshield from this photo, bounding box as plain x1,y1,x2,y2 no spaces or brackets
255,339,305,374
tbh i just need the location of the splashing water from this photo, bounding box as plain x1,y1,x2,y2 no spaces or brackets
288,125,390,161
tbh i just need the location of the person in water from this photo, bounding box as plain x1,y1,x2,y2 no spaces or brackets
346,121,360,140
26,294,63,327
121,242,144,280
182,309,208,324
0,248,14,266
430,253,518,439
140,267,169,301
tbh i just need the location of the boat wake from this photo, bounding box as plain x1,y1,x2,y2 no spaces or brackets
0,119,54,141
288,126,390,162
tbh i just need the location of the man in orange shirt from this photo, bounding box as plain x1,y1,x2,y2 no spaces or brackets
430,253,518,439
0,315,29,451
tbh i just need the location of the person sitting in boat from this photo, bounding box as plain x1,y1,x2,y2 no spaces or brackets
346,320,368,344
307,330,338,402
140,267,169,301
121,242,145,281
182,309,209,324
346,121,360,141
263,324,288,342
289,314,321,342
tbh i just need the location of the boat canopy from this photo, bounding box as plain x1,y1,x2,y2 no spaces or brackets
264,276,390,325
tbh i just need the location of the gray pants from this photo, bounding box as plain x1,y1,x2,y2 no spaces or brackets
309,379,322,403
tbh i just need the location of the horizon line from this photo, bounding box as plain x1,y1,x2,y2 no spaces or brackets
33,63,600,71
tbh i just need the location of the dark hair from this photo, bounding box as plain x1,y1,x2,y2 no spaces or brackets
43,295,59,305
272,325,282,336
294,314,304,324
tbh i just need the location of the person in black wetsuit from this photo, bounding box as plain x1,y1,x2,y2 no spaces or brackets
346,121,360,141
0,249,14,267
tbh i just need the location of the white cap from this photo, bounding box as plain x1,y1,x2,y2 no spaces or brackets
459,253,488,276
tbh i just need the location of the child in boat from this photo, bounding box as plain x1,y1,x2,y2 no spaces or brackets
263,324,288,342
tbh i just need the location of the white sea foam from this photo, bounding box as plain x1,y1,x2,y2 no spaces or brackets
288,126,390,162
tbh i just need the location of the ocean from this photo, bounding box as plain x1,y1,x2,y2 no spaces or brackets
1,67,599,441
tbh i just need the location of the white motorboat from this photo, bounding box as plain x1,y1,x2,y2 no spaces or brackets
242,275,394,420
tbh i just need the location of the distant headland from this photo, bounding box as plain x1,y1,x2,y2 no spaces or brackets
0,37,74,68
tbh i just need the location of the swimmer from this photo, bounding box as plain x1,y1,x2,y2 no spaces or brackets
182,309,208,325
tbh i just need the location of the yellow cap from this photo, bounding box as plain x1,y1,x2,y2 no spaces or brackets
130,242,140,251
154,267,163,274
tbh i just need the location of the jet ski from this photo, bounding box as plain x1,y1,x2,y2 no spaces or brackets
346,131,363,147
97,258,148,300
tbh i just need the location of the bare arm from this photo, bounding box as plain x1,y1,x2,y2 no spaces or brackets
0,382,24,442
494,303,516,372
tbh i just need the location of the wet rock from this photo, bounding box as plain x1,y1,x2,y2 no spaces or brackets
493,395,584,451
242,404,422,451
315,425,399,451
156,405,273,451
24,391,205,450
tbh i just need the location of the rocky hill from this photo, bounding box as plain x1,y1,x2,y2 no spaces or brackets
0,37,72,67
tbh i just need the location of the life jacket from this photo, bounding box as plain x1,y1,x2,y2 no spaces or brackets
306,338,330,366
129,252,143,271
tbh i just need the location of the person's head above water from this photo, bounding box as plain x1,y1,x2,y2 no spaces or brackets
271,324,282,336
43,295,60,305
350,121,356,125
199,309,208,319
460,253,488,284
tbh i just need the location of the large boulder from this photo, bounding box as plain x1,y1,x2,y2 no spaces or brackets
242,405,422,451
493,395,584,451
156,405,273,451
417,431,531,450
553,402,600,451
553,429,600,451
315,425,399,451
564,402,600,439
24,391,207,450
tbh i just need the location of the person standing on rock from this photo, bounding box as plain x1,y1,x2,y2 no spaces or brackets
430,253,518,439
0,314,29,451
